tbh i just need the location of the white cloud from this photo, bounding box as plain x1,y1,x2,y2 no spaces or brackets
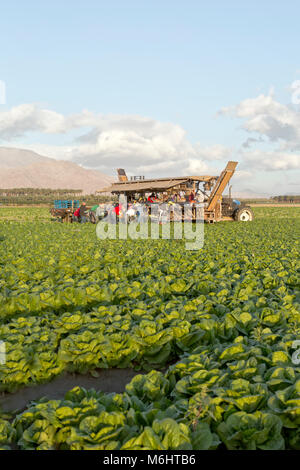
232,169,253,180
220,86,300,171
0,104,69,138
220,93,300,146
0,103,231,176
240,149,300,171
194,143,233,161
185,159,211,175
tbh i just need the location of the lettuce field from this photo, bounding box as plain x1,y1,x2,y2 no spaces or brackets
0,206,299,450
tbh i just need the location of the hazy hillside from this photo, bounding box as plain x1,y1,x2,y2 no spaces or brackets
0,147,53,168
0,147,114,194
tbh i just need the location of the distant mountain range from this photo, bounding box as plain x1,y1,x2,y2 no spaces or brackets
0,147,114,194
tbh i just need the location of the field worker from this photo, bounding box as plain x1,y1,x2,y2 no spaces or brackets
79,202,89,223
147,192,156,203
90,203,99,213
137,200,148,223
196,190,204,203
189,191,195,202
114,202,121,216
126,203,136,222
179,190,185,201
96,203,106,221
112,202,123,223
158,204,164,224
159,203,170,224
133,201,142,223
88,203,99,224
73,207,80,222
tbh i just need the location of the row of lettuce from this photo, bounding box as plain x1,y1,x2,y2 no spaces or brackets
1,347,300,449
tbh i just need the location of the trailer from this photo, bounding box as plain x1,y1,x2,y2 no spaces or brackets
50,200,80,223
98,161,254,223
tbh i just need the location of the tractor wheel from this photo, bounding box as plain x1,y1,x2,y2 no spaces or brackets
234,206,254,222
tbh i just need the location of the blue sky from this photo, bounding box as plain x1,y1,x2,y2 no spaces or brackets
0,0,300,195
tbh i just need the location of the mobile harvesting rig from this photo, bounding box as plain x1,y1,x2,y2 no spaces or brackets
99,161,254,223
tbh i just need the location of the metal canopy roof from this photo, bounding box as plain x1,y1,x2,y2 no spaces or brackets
98,175,217,194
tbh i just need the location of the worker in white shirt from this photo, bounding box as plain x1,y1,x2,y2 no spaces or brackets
126,204,136,222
